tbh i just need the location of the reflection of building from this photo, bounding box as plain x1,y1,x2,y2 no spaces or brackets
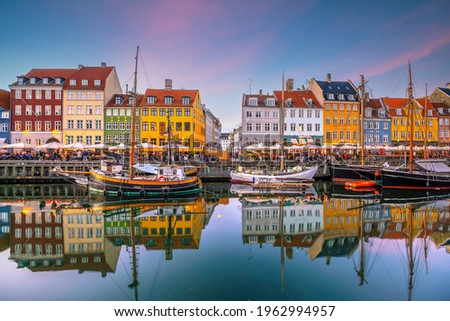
140,199,208,260
61,205,119,276
10,208,64,269
241,197,324,259
0,205,11,253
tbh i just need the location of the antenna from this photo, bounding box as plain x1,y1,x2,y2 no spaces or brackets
247,77,252,94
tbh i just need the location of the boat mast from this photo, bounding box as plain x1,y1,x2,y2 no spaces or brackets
167,112,173,164
423,83,428,158
280,72,285,171
129,46,139,179
408,61,414,173
360,75,365,166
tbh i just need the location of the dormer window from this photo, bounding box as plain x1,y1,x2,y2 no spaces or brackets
427,110,433,116
396,108,402,115
94,79,101,86
438,108,443,114
338,94,344,100
286,98,293,107
69,79,76,86
379,109,385,117
265,98,275,106
164,96,173,104
55,78,62,84
43,78,49,84
115,96,123,105
348,94,355,100
365,108,372,118
146,96,156,104
82,79,88,86
18,77,24,85
248,97,257,106
181,96,190,105
327,93,335,100
30,78,36,84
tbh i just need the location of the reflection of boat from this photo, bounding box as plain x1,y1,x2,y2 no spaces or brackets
87,47,202,198
230,182,318,198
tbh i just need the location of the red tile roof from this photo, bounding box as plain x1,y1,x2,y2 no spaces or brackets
105,94,143,107
141,88,199,106
273,89,322,108
0,89,10,110
10,68,78,86
64,66,116,90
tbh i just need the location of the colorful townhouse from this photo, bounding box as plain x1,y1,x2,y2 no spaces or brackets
309,74,360,147
363,97,391,147
241,90,279,147
382,97,438,147
0,89,10,145
104,94,142,145
429,85,450,146
139,79,205,152
9,68,77,146
62,63,121,145
273,79,323,145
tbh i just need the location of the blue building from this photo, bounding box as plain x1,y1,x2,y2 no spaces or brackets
363,97,391,147
0,205,11,253
0,89,10,145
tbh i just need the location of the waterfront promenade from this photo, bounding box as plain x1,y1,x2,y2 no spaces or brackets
0,159,330,183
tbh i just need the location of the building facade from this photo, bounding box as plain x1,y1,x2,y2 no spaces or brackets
0,89,10,145
363,97,391,146
62,63,121,145
9,68,77,145
139,79,205,152
429,85,450,145
309,74,360,147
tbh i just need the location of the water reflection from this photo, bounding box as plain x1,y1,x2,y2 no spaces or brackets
0,183,449,300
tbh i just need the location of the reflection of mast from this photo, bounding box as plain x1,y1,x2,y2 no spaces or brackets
356,201,366,286
279,198,285,291
128,206,139,301
407,203,414,301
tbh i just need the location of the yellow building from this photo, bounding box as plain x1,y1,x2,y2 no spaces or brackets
382,98,439,147
139,79,205,152
309,75,360,147
62,64,121,145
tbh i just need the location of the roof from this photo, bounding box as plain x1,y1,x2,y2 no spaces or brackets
242,93,277,107
141,88,199,107
381,97,410,117
10,68,78,86
64,66,116,90
0,89,10,110
105,94,143,107
273,89,322,108
438,87,450,96
315,80,359,102
416,98,439,117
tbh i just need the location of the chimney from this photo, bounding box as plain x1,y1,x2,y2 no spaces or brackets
446,82,450,89
326,73,331,82
165,79,172,90
259,89,262,96
364,92,370,102
78,64,84,70
101,62,107,67
286,78,294,91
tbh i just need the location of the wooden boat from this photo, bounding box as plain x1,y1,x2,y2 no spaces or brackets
230,165,318,184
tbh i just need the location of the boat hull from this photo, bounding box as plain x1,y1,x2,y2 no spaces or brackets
330,163,381,185
381,169,450,190
230,165,318,183
88,170,202,198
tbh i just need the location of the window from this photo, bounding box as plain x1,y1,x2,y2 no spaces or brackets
68,120,74,129
55,105,61,115
70,79,76,86
95,106,102,114
184,108,191,116
248,98,257,106
25,121,32,131
55,121,61,130
45,121,51,131
86,120,93,129
45,90,51,99
77,120,83,129
272,123,278,132
26,105,32,115
15,90,22,99
67,105,74,115
164,96,173,104
35,90,42,99
181,96,190,105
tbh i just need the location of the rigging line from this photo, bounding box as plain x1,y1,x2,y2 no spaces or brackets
139,50,153,90
121,72,135,93
389,66,407,97
106,269,134,300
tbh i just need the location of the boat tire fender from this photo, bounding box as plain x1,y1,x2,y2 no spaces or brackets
158,176,166,182
139,190,146,198
117,190,123,198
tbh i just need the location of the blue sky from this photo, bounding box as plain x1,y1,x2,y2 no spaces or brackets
1,0,449,131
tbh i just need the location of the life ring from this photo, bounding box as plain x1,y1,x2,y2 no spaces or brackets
158,176,166,182
117,190,123,198
139,190,146,198
374,171,380,177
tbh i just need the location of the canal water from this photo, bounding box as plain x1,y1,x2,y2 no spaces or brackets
0,182,449,301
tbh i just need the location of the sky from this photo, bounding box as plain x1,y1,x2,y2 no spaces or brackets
1,0,450,132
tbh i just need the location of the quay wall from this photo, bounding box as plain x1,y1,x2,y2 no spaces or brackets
0,160,330,183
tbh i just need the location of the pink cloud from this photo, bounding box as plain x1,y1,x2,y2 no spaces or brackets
365,27,450,78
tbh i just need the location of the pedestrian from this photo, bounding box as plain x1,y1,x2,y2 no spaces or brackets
39,200,46,210
51,200,57,210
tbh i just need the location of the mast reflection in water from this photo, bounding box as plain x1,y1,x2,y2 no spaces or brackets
0,183,449,301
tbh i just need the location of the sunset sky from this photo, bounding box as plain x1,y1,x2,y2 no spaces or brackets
1,0,449,131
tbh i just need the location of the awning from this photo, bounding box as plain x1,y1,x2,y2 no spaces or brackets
416,159,450,173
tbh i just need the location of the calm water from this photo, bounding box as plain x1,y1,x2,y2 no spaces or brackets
0,182,449,301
